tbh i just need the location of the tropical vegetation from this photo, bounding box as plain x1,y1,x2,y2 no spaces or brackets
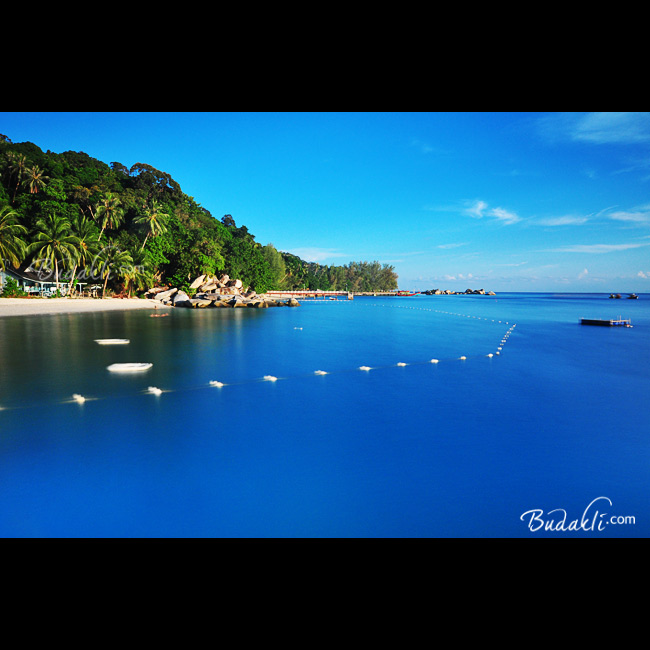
0,134,398,296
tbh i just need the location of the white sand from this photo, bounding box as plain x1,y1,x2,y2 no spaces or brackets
0,297,170,318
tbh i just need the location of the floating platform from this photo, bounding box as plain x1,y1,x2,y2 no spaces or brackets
580,318,632,327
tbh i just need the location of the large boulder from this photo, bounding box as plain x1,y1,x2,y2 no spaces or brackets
189,275,206,289
153,287,178,302
172,290,192,307
190,298,213,308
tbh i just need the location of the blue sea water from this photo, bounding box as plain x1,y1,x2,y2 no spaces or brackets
0,292,648,538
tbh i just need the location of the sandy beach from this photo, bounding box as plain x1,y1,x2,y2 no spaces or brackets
0,297,170,318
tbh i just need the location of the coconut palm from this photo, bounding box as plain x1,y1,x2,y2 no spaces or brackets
95,193,124,241
95,242,133,297
27,214,80,294
134,200,170,251
5,152,28,203
0,206,27,280
23,165,49,194
122,247,155,297
68,214,100,294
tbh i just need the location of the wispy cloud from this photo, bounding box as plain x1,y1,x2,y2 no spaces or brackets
536,215,589,226
464,200,521,225
544,242,650,254
538,112,650,145
609,210,650,224
437,242,469,249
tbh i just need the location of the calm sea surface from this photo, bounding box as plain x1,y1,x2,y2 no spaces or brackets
1,292,648,538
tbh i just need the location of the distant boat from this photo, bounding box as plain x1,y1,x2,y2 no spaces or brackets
107,363,152,373
396,291,419,296
628,294,638,299
95,339,130,345
609,293,622,299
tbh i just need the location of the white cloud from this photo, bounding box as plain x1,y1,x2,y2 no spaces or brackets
609,210,650,224
545,242,650,254
538,112,650,145
466,200,488,219
537,215,589,226
638,271,650,279
464,200,521,225
578,268,589,279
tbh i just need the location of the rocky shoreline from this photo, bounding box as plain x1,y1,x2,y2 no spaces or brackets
145,274,300,309
420,288,496,295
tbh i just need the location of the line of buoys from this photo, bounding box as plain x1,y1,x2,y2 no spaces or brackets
1,308,517,412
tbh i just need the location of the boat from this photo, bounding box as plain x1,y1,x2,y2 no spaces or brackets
95,338,130,345
107,363,153,372
628,294,638,299
609,293,622,299
396,291,419,296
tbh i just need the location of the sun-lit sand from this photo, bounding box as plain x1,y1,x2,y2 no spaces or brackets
0,297,170,318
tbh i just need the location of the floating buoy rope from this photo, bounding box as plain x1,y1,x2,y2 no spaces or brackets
0,304,517,412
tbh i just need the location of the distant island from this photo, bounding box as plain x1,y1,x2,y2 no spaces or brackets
0,134,398,299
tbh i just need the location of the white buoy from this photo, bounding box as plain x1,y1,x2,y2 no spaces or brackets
459,356,467,360
72,393,86,404
209,380,224,387
359,366,372,371
147,386,162,396
430,359,439,364
263,375,278,382
487,353,493,358
397,362,407,366
314,370,328,375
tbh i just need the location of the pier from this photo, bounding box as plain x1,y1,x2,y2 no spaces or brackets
264,290,354,300
580,318,632,327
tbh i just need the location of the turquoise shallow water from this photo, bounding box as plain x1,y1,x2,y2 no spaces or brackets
0,293,648,537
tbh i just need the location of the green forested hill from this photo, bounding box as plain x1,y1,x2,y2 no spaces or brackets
0,134,398,295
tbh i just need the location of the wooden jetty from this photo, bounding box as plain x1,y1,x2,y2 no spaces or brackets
580,318,632,327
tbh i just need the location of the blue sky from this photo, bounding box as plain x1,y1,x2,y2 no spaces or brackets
2,111,650,291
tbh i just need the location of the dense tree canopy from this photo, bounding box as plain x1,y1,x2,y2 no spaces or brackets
0,134,398,295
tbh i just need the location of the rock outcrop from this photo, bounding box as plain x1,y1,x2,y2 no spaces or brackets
145,274,300,309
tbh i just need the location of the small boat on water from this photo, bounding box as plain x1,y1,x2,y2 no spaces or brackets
628,294,638,299
95,339,130,345
107,363,153,373
396,291,419,296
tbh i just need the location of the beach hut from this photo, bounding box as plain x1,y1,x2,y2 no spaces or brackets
0,264,86,296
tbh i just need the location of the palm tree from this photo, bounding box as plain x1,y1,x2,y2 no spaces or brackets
95,193,124,241
23,165,49,194
27,214,80,294
122,247,155,297
5,152,28,203
95,242,133,297
0,206,27,284
135,200,170,251
68,214,100,294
